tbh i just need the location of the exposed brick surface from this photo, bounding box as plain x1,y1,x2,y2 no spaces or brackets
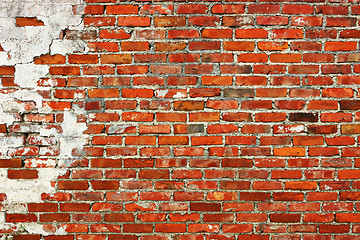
2,0,360,239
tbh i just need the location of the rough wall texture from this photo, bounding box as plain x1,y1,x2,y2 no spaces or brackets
1,0,360,239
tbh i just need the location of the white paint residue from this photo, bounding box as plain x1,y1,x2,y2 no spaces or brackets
161,5,172,14
0,203,27,214
39,105,89,164
277,126,284,131
73,92,85,99
155,90,186,98
173,91,186,98
0,111,16,126
137,202,152,208
88,113,96,121
24,158,57,168
287,125,304,133
234,16,253,25
155,89,169,98
108,125,131,134
0,89,44,125
293,17,306,25
39,147,59,156
39,78,58,87
0,221,67,238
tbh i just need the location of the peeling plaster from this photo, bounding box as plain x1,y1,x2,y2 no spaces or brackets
0,0,84,65
0,169,67,204
0,0,87,236
58,111,88,160
50,39,88,55
14,64,49,88
0,168,67,236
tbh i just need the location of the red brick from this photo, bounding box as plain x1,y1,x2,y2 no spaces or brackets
118,17,150,27
236,29,268,39
3,2,360,237
140,5,173,15
6,214,37,222
154,17,185,27
84,5,104,14
154,42,186,52
84,17,115,26
168,30,199,39
257,16,288,25
202,29,232,39
189,16,220,26
107,5,138,14
249,4,280,13
270,53,302,63
283,4,314,14
99,29,130,39
212,4,245,14
325,42,357,51
177,4,207,14
16,17,44,26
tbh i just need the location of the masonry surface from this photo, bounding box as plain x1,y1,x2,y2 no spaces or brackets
0,0,360,239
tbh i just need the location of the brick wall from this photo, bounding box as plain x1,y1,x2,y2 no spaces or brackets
1,0,360,239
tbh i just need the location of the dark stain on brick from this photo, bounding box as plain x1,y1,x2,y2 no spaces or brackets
340,100,360,110
224,88,254,98
289,113,318,122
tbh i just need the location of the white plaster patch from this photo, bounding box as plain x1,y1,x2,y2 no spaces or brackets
39,111,88,159
0,167,70,235
0,1,84,65
50,39,88,55
0,0,88,236
16,223,67,236
12,90,43,109
0,168,66,204
39,129,58,139
15,64,49,88
0,92,25,125
0,89,44,126
0,136,24,156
